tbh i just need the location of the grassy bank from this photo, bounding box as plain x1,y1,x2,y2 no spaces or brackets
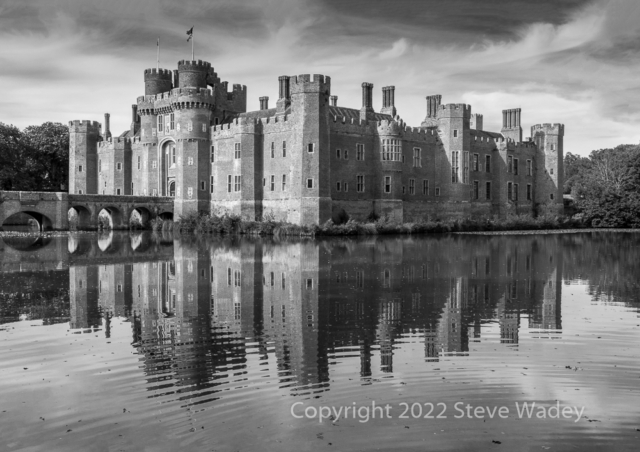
173,212,594,237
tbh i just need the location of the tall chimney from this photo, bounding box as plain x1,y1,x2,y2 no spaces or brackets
381,86,396,116
276,76,291,114
259,96,269,110
330,95,338,107
104,113,111,140
501,108,522,142
130,105,139,135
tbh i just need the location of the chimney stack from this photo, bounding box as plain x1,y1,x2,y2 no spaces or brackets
360,82,374,120
501,108,523,142
330,95,338,107
381,86,396,116
104,113,111,140
276,76,291,114
130,105,140,135
259,96,269,110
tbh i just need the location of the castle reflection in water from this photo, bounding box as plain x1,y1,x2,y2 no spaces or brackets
50,231,563,399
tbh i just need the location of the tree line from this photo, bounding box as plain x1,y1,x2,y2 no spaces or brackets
564,145,640,228
0,122,69,192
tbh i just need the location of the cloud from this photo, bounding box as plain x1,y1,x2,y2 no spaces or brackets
0,0,638,155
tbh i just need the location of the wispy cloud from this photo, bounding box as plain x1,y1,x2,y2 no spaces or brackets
0,0,638,155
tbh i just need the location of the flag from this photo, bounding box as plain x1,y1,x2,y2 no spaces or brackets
186,27,193,42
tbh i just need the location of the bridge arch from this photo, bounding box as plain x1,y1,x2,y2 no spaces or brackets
68,205,93,230
129,206,152,229
1,210,53,232
98,206,125,230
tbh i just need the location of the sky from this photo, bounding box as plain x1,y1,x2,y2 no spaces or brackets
1,0,639,156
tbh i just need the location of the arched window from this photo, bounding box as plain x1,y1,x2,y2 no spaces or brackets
169,181,176,197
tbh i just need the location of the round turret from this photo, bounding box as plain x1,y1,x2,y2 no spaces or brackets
177,60,211,89
144,68,173,96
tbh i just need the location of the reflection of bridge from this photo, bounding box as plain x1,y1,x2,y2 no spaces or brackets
0,191,174,230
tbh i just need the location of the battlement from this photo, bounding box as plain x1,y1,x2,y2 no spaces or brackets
531,123,564,135
438,103,472,118
290,74,331,94
170,87,214,99
233,84,246,93
177,59,212,70
69,120,101,132
144,68,172,79
99,137,132,146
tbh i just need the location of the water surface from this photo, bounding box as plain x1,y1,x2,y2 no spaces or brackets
1,231,640,451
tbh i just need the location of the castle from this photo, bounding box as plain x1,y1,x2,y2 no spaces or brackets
69,58,564,225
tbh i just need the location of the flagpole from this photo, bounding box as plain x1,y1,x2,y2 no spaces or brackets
156,38,160,71
191,28,194,60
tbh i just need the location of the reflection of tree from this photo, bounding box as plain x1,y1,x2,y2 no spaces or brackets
0,271,70,324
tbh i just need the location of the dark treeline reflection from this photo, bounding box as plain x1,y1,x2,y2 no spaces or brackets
1,231,640,402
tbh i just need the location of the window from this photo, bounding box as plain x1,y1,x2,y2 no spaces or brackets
356,143,364,160
234,175,241,192
486,181,491,200
78,165,83,172
210,146,215,163
270,175,275,191
202,123,207,132
550,193,554,200
271,142,275,158
200,180,205,191
344,182,348,192
402,186,406,194
451,151,459,183
526,184,532,201
187,156,194,166
98,160,101,172
507,182,513,200
131,182,134,193
158,115,163,133
527,160,532,176
187,186,193,199
463,151,469,184
550,144,555,151
116,188,121,195
413,148,422,167
137,156,140,170
384,176,391,193
306,278,313,290
409,178,415,195
344,149,349,160
210,176,214,193
485,155,491,173
282,174,286,191
282,141,286,157
550,168,554,175
336,182,341,192
307,143,314,153
507,155,513,173
513,183,519,201
104,181,107,187
336,149,341,159
234,142,241,159
514,158,519,176
381,139,402,161
171,146,176,166
473,180,479,200
187,121,193,132
227,175,232,193
152,159,157,169
152,127,157,137
357,175,364,192
78,189,83,194
453,129,458,138
170,113,175,130
473,154,479,171
423,179,429,195
117,162,122,171
435,187,441,196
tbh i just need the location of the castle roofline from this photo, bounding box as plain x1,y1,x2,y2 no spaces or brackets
328,106,392,122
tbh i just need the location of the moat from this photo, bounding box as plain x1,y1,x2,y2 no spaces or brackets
1,232,639,451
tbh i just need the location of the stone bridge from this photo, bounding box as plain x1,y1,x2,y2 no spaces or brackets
0,191,174,230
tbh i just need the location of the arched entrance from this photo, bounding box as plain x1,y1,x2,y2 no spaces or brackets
159,139,176,196
1,211,53,232
168,181,176,197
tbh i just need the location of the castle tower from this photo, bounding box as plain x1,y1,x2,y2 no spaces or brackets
377,119,404,221
290,74,332,225
69,120,101,194
139,68,173,196
438,104,471,198
501,108,522,143
471,113,483,131
173,60,214,217
532,123,564,210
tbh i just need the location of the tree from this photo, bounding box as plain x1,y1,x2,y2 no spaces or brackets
23,122,69,191
0,122,37,190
